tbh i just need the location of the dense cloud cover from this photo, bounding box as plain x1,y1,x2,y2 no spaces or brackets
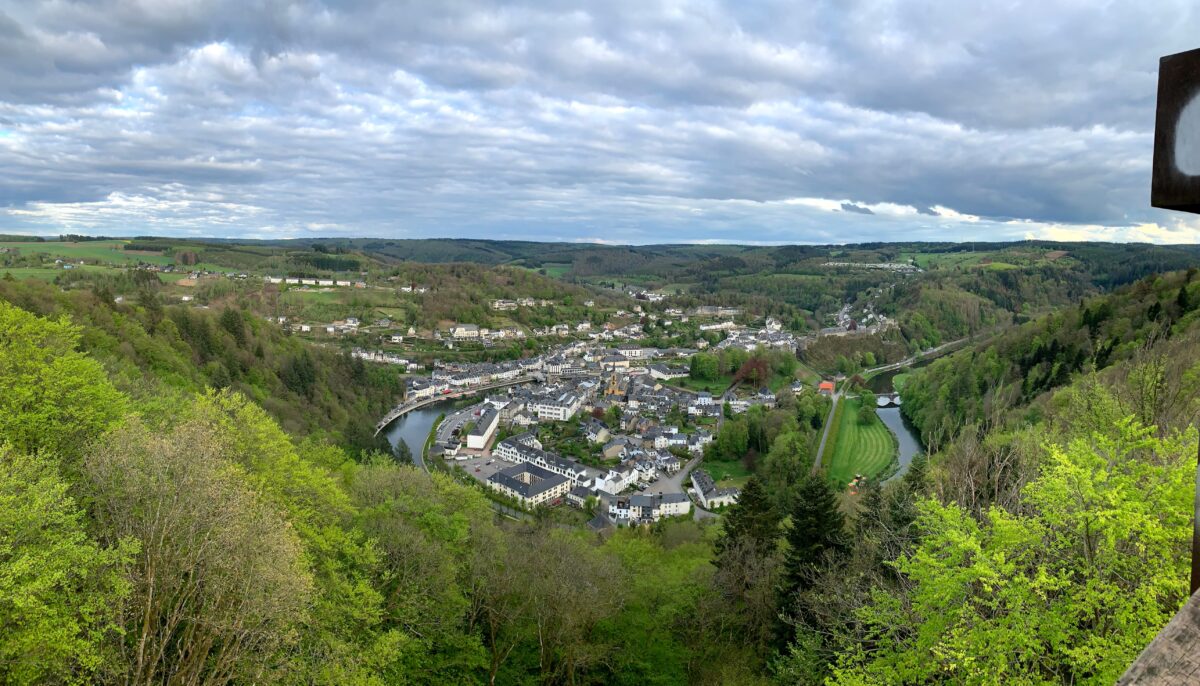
1,0,1199,243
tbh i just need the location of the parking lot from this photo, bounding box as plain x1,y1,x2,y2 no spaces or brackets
451,453,517,484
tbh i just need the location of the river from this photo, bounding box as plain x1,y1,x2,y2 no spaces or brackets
867,361,927,483
878,407,923,483
866,356,933,395
383,398,460,469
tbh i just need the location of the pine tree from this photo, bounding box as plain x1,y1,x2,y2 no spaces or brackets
782,474,846,600
715,477,781,560
901,451,929,493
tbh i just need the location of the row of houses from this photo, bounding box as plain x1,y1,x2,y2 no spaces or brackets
350,348,420,371
446,323,527,341
265,276,368,288
490,297,556,310
603,492,691,524
492,433,591,484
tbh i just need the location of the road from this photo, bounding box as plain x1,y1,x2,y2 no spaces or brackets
373,375,535,435
860,335,976,376
812,387,842,473
639,453,718,520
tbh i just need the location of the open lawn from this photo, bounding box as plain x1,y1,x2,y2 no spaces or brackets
702,458,751,485
673,374,734,395
825,397,897,486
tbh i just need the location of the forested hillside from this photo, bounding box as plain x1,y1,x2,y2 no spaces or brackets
760,280,1200,684
903,268,1200,450
0,274,400,455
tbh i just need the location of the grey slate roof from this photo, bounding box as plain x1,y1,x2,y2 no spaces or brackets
488,463,567,499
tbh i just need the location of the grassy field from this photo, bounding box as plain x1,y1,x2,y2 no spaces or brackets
825,397,897,486
702,458,751,487
1,265,122,281
767,370,800,393
672,374,734,395
0,240,176,265
794,360,824,386
540,263,571,278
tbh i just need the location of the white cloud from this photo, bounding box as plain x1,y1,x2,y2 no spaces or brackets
0,0,1194,242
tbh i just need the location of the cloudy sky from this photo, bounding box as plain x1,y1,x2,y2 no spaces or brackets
2,1,1200,244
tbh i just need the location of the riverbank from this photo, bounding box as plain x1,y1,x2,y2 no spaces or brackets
878,407,923,484
826,397,898,485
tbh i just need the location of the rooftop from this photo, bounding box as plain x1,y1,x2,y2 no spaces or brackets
488,463,568,499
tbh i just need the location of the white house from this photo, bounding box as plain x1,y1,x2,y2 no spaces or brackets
451,323,480,340
488,463,570,508
606,492,691,524
467,407,499,450
691,469,739,509
531,392,582,422
594,465,638,495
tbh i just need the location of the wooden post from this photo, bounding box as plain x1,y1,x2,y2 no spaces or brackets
1192,434,1200,595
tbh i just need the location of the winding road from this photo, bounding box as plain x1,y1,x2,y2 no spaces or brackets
373,375,536,436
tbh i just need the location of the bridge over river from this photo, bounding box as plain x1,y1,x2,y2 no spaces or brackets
373,375,537,436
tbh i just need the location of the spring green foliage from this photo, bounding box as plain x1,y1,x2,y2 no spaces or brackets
0,446,135,685
0,303,126,459
758,431,816,509
0,277,397,456
830,418,1193,684
0,296,772,684
901,269,1200,451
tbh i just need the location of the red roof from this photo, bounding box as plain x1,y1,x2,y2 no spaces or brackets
818,381,835,391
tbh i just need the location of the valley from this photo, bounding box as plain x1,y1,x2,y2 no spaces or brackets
4,235,1200,684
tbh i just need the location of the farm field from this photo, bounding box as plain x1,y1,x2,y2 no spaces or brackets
825,397,897,486
0,265,120,281
0,240,175,265
539,263,572,277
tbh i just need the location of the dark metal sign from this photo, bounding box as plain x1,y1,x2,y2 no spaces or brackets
1153,47,1200,214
